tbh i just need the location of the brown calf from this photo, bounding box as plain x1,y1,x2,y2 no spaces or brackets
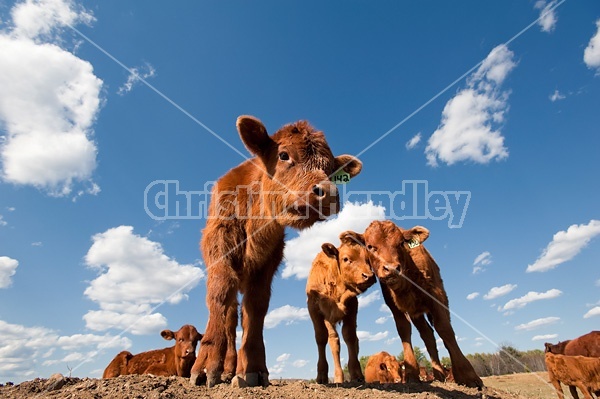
192,116,362,387
445,366,455,383
363,221,482,388
545,331,600,399
545,352,600,399
365,351,404,384
306,231,376,383
545,331,600,357
103,324,202,378
419,366,434,382
102,351,132,378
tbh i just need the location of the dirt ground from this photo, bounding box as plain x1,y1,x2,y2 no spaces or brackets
481,372,557,399
0,372,557,399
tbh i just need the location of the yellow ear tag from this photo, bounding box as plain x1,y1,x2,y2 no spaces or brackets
330,170,351,184
407,238,420,249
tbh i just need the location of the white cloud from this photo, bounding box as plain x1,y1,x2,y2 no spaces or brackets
515,316,560,331
270,363,285,375
596,279,600,287
0,256,18,288
264,305,309,329
10,0,94,40
56,333,130,351
375,317,388,324
584,19,600,74
532,334,558,341
379,304,392,315
118,63,156,95
83,311,168,336
483,284,517,300
43,352,86,366
473,251,492,274
0,0,102,196
282,202,386,279
270,353,292,376
358,290,381,309
83,226,204,335
0,319,128,381
0,215,6,227
527,220,600,272
474,251,492,266
466,292,480,300
584,306,600,319
31,242,42,246
549,90,565,102
500,289,562,311
425,45,515,167
534,0,558,33
293,359,308,368
357,330,388,342
405,133,421,150
276,353,290,362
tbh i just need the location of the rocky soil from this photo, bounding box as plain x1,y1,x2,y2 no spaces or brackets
0,373,526,399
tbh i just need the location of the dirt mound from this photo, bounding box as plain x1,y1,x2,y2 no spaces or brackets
0,374,520,399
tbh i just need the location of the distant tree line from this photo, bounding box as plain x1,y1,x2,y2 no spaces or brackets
466,345,546,377
345,344,546,378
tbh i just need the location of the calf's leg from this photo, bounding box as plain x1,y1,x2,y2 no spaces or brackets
411,313,445,382
568,385,580,399
235,270,274,387
308,300,330,384
222,301,238,382
430,306,482,388
341,298,364,382
382,286,419,382
191,263,239,387
325,319,343,383
549,378,565,399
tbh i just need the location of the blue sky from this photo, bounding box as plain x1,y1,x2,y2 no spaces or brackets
1,0,600,384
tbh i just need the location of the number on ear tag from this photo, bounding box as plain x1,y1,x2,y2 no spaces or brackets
330,170,351,185
407,238,420,249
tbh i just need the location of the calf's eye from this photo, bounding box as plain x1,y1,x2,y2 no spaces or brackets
343,257,349,262
279,152,289,161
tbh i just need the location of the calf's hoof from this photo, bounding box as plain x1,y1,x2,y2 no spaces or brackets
206,372,222,388
316,375,328,384
231,375,248,388
221,372,234,383
189,372,206,386
230,372,269,388
455,374,483,389
259,371,270,387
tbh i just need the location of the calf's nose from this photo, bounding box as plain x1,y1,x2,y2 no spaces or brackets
312,184,326,198
382,264,400,276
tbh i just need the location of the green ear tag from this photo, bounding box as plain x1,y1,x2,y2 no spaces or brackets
407,238,420,249
330,170,351,184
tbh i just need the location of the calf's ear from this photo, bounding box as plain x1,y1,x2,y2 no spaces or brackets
403,226,430,244
334,155,362,178
161,330,175,341
237,115,276,158
321,243,338,258
379,363,388,371
339,231,365,246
